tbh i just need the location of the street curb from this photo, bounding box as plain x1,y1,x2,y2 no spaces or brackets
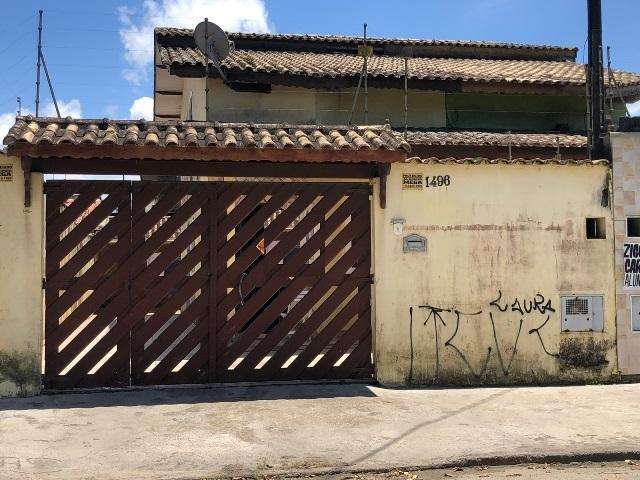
197,451,640,480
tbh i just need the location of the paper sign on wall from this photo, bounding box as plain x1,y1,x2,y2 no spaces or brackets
402,173,423,190
624,242,640,289
0,164,12,182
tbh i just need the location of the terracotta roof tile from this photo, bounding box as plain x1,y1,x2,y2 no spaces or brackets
3,117,600,167
158,46,640,91
404,130,587,149
408,157,608,166
155,29,578,61
3,117,410,153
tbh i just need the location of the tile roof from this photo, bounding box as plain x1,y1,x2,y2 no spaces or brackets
158,46,640,92
155,29,578,61
4,117,598,165
4,117,587,152
155,29,640,95
3,117,410,160
407,157,608,166
404,130,587,149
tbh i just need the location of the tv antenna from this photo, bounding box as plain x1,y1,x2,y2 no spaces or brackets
35,9,61,118
194,19,231,120
348,23,372,125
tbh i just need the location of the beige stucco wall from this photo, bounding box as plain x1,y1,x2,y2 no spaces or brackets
181,77,207,121
611,131,640,374
178,79,447,127
0,153,44,396
373,162,616,386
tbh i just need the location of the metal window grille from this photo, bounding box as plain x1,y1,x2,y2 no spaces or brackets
566,298,589,315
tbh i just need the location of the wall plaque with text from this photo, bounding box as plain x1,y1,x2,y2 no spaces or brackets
402,173,423,190
0,164,12,182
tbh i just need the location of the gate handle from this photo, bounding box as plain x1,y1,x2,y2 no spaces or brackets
238,272,248,306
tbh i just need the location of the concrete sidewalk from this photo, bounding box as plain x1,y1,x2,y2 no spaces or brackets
1,383,639,480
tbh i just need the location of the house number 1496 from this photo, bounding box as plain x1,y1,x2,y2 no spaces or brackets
425,175,451,187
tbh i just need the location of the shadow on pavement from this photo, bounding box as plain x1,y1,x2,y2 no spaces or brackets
350,388,514,465
0,381,377,411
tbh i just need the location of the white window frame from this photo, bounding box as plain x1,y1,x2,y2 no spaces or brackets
630,295,640,333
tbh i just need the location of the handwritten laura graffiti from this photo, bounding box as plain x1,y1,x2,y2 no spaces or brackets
408,291,558,384
489,290,555,316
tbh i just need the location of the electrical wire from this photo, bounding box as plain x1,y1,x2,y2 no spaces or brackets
0,30,33,57
45,45,147,53
0,13,35,40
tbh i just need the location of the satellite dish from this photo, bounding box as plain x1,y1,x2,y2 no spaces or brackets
194,19,230,81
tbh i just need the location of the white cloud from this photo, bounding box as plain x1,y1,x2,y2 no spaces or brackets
122,69,146,86
103,104,120,118
1,99,82,145
0,112,16,146
118,0,272,84
628,100,640,117
129,96,154,120
42,98,83,118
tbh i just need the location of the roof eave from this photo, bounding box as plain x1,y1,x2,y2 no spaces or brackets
6,143,407,164
164,64,588,96
154,28,578,62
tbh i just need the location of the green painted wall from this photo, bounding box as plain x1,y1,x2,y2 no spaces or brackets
444,94,588,133
190,79,628,134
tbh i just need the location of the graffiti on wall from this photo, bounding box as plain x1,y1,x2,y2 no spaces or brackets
408,290,559,383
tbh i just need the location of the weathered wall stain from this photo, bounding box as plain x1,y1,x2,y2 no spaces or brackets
558,337,611,369
403,224,563,232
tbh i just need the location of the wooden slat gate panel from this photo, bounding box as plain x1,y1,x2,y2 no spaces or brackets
44,180,372,389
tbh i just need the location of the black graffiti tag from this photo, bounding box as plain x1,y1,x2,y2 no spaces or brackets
418,304,451,381
409,291,558,382
490,290,555,316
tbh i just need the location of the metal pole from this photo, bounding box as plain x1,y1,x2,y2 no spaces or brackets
40,51,60,117
204,17,210,122
585,64,592,160
363,23,368,124
348,63,366,125
404,57,408,138
35,9,42,117
607,46,631,117
606,46,614,116
587,0,605,158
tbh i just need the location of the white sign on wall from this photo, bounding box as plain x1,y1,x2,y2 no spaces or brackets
402,173,423,190
0,164,12,182
624,243,640,289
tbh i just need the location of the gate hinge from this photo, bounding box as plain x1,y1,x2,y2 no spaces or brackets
368,274,375,285
42,277,46,289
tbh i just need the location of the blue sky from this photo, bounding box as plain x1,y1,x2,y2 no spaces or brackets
1,0,639,140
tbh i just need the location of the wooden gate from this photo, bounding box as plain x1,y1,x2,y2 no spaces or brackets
44,180,373,389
